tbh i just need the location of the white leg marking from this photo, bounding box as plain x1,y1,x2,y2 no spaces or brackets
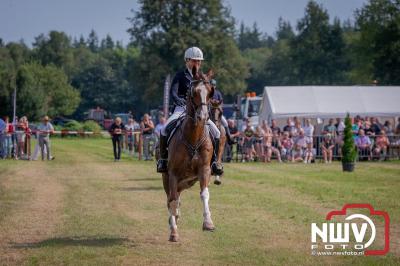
200,187,212,223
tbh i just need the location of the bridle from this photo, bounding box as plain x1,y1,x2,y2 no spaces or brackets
180,78,211,158
187,79,210,124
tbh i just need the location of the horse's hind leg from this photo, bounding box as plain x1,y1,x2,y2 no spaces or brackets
167,174,180,242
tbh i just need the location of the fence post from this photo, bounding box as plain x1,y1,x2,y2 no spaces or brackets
138,132,143,160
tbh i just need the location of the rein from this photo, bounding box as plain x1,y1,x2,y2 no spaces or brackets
179,126,208,159
181,79,210,158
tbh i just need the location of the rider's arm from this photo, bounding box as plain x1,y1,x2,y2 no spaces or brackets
170,73,185,106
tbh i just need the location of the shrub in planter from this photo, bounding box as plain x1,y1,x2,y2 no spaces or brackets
342,113,357,172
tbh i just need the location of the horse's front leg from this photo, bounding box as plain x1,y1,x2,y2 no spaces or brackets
168,174,180,242
199,167,215,231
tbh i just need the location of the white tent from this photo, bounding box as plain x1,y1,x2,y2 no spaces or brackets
259,86,400,122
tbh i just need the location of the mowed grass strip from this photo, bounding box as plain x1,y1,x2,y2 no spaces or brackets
0,138,399,265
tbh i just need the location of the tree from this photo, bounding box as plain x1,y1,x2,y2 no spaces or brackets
87,29,99,53
101,34,115,50
32,31,74,76
342,113,357,170
237,22,270,50
127,0,248,108
291,1,349,85
16,63,80,120
355,0,400,84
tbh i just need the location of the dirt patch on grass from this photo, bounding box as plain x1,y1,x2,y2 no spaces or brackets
0,162,64,265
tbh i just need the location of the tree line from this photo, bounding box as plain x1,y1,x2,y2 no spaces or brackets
0,0,399,120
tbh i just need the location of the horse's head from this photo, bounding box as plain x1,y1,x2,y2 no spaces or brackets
210,101,222,125
188,68,214,124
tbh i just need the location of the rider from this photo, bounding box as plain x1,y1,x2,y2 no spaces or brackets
157,47,223,175
209,79,237,145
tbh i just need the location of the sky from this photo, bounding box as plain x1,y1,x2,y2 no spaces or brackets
0,0,367,46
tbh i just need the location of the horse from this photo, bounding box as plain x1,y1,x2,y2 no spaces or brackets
209,100,226,185
162,68,215,242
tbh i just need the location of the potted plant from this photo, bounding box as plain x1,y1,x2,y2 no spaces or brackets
342,113,357,172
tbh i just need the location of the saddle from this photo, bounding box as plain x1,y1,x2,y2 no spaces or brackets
166,116,185,146
165,116,212,147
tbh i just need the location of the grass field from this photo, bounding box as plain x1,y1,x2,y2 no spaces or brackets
0,138,399,265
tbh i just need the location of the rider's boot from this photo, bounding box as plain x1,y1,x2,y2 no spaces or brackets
211,138,224,175
225,125,237,145
157,135,168,173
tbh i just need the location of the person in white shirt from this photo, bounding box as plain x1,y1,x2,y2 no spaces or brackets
37,116,54,161
303,118,314,144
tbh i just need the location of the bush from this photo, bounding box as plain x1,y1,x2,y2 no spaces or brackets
82,120,102,133
342,113,357,163
53,124,63,131
62,120,83,131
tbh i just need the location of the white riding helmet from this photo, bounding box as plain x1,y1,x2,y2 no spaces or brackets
184,47,204,61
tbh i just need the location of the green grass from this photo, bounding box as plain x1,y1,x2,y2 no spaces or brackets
0,138,399,265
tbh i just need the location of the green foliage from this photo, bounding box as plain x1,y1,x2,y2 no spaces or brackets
128,0,249,107
355,0,400,84
16,63,81,120
342,113,357,163
291,1,350,85
82,120,102,133
1,0,400,121
62,120,83,131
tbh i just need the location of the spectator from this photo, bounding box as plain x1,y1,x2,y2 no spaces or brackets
304,141,314,164
373,130,390,160
225,119,240,162
125,118,136,155
3,116,13,159
321,133,335,163
323,118,337,136
280,131,293,162
253,126,265,161
262,122,272,162
363,121,375,136
293,129,306,162
141,113,155,161
242,123,254,162
15,117,27,159
283,118,294,135
269,131,282,163
383,120,394,143
335,118,345,135
370,117,382,135
155,116,166,139
109,117,125,162
355,129,372,160
37,116,55,161
395,117,400,135
270,119,281,135
293,120,303,136
353,117,363,136
303,118,314,145
0,117,5,159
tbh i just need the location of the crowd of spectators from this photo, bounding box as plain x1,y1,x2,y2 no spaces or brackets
225,116,400,163
0,115,55,161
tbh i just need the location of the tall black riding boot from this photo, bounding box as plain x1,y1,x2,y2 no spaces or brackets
211,138,224,175
157,135,168,173
225,125,237,145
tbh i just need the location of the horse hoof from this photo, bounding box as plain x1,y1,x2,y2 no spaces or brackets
169,234,179,242
214,176,222,186
202,222,215,231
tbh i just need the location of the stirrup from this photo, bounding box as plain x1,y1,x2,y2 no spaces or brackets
157,159,168,173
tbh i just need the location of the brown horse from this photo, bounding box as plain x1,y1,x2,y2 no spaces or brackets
210,101,226,185
162,68,215,242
